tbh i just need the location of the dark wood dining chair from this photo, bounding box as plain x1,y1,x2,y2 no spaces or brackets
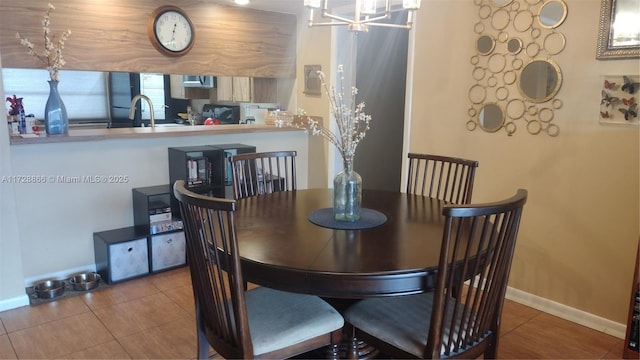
173,180,343,359
344,189,528,359
229,150,297,200
406,153,479,204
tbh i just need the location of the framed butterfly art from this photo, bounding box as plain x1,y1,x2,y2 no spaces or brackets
599,75,640,126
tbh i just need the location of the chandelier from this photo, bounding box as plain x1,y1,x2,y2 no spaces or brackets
304,0,421,32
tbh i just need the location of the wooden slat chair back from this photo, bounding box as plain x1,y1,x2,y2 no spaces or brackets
173,180,343,359
229,150,297,200
407,153,479,204
344,189,528,359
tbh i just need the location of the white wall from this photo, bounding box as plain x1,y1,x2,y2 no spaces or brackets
9,132,308,283
409,0,639,325
0,49,28,311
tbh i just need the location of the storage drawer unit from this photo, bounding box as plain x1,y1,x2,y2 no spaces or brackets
150,231,186,272
94,226,150,284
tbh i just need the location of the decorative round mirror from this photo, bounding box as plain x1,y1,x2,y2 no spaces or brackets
507,38,523,54
477,35,496,55
518,59,562,103
538,0,567,29
479,103,504,132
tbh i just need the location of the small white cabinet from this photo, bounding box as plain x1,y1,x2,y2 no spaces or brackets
94,227,150,284
150,231,186,271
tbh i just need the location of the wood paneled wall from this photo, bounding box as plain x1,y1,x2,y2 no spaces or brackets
0,0,297,78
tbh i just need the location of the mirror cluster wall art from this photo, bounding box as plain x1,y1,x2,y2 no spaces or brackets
467,0,567,136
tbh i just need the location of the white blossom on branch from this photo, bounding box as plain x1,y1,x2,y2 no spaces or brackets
16,3,71,81
295,65,371,165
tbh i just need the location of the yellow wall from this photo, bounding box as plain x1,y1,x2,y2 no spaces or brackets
296,22,333,188
409,0,639,323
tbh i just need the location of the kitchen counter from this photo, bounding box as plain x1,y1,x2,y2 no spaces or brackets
9,123,300,145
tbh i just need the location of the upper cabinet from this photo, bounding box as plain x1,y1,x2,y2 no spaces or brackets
217,76,251,102
217,77,278,103
169,74,211,100
170,75,188,99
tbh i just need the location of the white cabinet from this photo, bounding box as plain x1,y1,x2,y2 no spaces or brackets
217,76,252,102
150,231,186,271
94,227,150,284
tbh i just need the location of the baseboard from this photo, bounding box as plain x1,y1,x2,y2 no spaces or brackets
505,286,627,339
23,264,97,287
0,294,30,312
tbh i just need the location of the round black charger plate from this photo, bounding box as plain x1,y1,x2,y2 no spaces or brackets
308,208,387,230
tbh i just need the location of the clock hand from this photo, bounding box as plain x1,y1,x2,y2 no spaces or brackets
171,23,177,41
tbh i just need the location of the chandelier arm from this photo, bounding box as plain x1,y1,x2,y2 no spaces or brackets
358,14,393,24
365,22,412,29
320,12,359,24
307,22,350,27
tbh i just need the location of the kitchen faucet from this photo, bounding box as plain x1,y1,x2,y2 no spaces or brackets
128,94,155,129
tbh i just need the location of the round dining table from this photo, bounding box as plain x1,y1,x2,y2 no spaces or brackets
234,188,448,299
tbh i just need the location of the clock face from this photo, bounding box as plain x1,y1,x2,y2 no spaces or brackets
148,6,194,56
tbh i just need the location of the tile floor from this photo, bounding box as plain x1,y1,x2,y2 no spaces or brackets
0,266,627,359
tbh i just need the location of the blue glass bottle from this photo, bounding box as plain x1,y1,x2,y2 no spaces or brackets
44,80,69,135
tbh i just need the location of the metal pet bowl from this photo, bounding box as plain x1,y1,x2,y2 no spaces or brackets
33,280,66,299
68,272,101,291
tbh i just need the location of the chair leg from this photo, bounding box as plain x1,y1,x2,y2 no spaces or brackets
197,323,209,360
484,337,498,359
325,329,342,360
195,304,209,360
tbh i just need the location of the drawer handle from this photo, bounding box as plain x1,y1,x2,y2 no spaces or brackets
128,247,133,252
166,238,173,244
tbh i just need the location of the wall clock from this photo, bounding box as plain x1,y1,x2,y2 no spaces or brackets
147,5,195,57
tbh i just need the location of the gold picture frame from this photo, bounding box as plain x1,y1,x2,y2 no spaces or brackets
304,64,322,95
596,0,640,59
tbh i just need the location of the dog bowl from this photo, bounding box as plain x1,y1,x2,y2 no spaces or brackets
33,280,66,299
68,272,101,291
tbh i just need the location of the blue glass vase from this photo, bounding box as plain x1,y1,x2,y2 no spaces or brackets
333,159,362,222
44,80,68,135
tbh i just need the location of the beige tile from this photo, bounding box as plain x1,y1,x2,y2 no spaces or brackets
8,312,113,359
148,266,191,291
79,276,160,310
602,339,625,359
0,296,89,333
498,312,621,359
118,316,200,359
62,340,132,359
499,298,541,335
163,284,196,317
0,334,17,359
93,292,190,338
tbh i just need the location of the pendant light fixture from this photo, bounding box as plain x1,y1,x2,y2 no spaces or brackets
304,0,421,32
